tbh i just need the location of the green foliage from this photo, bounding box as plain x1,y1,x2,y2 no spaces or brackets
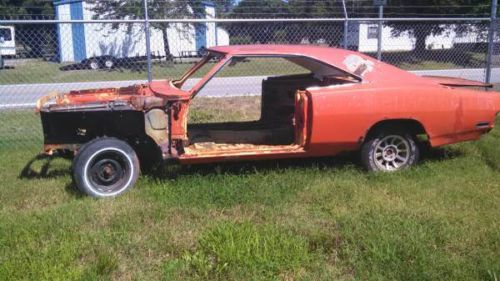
0,0,54,18
230,0,288,18
184,222,312,279
383,0,495,52
87,0,206,55
385,0,494,17
213,0,236,16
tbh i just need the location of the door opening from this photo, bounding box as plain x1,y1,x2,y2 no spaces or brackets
181,55,356,157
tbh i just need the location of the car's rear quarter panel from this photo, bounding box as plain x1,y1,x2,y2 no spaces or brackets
304,82,493,154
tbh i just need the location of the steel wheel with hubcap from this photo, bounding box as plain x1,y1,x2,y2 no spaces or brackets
361,131,419,172
73,138,140,198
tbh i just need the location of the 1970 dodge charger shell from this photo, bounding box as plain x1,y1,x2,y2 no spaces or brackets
36,45,500,197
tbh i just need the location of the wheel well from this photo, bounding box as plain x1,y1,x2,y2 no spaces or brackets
127,136,163,171
41,111,163,168
365,119,428,140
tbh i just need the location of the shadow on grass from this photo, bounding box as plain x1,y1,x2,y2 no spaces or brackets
19,154,70,179
16,146,465,195
420,146,465,163
64,182,85,198
151,146,466,180
18,154,84,197
146,153,358,181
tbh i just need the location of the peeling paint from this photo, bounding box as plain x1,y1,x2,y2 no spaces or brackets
343,54,374,77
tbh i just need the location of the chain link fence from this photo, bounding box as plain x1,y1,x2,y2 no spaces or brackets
0,17,498,149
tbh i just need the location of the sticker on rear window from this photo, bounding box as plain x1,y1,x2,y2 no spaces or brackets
343,54,374,77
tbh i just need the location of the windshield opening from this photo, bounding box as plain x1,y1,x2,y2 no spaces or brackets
172,51,225,90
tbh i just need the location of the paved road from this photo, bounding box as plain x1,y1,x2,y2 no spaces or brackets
1,68,499,110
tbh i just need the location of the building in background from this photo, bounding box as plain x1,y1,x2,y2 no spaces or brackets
346,23,486,52
54,0,229,63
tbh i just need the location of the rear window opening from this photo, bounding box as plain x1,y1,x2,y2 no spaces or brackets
182,55,358,156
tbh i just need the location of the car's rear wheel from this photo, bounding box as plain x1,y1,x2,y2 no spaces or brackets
72,138,140,198
361,130,419,172
104,58,115,69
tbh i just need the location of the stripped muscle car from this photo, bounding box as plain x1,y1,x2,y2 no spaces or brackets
36,45,500,198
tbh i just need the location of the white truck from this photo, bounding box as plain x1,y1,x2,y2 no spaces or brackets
0,25,16,69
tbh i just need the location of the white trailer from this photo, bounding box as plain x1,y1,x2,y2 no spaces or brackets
347,23,486,52
54,0,229,64
0,25,15,69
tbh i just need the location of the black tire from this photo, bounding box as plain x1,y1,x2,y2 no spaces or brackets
0,56,4,69
88,59,100,70
361,130,419,172
72,138,140,198
104,58,115,69
197,46,208,57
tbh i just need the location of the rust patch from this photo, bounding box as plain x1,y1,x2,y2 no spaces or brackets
183,143,301,157
42,143,81,155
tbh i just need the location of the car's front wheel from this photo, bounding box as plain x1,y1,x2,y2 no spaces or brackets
361,131,419,172
72,138,140,198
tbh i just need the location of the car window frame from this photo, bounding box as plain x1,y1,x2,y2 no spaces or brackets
189,53,363,98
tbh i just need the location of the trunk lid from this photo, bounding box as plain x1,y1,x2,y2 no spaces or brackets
423,75,493,88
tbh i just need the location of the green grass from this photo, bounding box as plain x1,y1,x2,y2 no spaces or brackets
0,96,499,280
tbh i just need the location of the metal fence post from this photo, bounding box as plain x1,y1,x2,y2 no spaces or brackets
485,0,498,84
377,5,384,60
342,0,348,49
143,0,153,82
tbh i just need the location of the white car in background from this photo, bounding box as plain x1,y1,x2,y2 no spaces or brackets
0,25,15,69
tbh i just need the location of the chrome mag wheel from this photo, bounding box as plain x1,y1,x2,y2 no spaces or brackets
373,135,411,171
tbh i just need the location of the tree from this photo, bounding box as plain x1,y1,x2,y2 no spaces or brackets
0,0,56,58
226,0,289,43
213,0,236,17
0,0,53,19
384,0,495,53
287,0,346,46
88,0,206,57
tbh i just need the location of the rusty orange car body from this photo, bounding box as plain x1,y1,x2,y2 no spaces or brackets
36,45,500,197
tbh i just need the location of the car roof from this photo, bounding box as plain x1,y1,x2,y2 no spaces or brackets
208,44,419,83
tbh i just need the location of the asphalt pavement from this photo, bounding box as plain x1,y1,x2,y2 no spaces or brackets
1,68,499,110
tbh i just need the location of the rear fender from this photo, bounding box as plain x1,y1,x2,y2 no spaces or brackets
496,94,500,115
